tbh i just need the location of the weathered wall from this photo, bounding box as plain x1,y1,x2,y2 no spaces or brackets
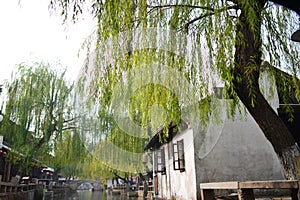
155,128,197,200
153,109,283,200
193,97,284,198
192,68,284,198
194,109,284,183
0,190,35,200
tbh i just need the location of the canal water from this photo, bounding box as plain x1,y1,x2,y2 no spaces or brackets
55,190,139,200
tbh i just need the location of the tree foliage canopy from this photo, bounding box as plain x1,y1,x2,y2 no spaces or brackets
48,0,300,178
1,62,75,166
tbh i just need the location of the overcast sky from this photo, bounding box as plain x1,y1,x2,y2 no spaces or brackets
0,0,96,85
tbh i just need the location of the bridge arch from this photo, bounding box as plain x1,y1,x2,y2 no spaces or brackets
68,180,103,191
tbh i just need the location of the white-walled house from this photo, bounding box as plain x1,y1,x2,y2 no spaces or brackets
144,121,198,199
143,67,299,200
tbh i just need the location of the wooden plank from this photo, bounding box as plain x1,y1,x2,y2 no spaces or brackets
239,180,298,189
200,180,299,200
200,182,239,189
0,182,15,186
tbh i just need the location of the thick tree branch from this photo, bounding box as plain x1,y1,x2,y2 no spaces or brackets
147,4,216,11
35,137,45,150
147,4,237,30
184,13,214,29
63,117,78,124
184,5,237,29
62,126,76,131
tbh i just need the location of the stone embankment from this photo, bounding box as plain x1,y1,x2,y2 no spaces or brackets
0,181,39,200
0,179,72,200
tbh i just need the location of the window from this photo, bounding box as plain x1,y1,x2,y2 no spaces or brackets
154,148,166,174
177,140,185,171
173,143,179,170
173,139,185,172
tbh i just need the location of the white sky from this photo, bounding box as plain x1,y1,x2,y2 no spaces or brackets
0,0,96,84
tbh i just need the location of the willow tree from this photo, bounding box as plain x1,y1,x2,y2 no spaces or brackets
51,0,299,179
1,62,75,164
52,130,87,179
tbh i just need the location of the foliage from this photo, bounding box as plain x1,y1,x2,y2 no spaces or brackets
51,130,86,178
50,0,300,179
0,61,75,167
52,0,299,100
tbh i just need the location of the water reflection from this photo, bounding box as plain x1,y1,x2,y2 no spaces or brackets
56,190,139,200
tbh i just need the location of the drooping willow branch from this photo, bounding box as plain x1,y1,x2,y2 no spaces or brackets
146,4,237,30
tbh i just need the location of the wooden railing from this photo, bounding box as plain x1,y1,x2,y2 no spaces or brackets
200,180,299,200
0,182,37,193
112,184,127,190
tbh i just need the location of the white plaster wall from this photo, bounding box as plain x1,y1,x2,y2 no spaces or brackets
194,68,283,186
259,67,279,112
195,110,284,184
155,128,197,200
106,179,113,188
194,104,284,195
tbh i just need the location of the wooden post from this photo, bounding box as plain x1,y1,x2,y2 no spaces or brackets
237,189,255,200
3,161,11,182
291,188,299,200
200,189,215,200
295,155,300,200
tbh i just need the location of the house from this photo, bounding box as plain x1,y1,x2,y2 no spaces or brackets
144,67,299,200
144,120,198,199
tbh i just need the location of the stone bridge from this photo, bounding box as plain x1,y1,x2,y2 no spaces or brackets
67,179,103,191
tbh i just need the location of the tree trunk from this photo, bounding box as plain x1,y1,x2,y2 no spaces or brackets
53,167,61,183
233,0,299,179
3,161,11,182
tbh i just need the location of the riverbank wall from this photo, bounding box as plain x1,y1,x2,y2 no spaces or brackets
0,182,71,200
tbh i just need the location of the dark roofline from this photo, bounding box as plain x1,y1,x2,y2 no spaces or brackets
144,120,188,150
278,104,300,145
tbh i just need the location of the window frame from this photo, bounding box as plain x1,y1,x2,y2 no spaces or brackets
154,147,166,174
173,139,185,172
